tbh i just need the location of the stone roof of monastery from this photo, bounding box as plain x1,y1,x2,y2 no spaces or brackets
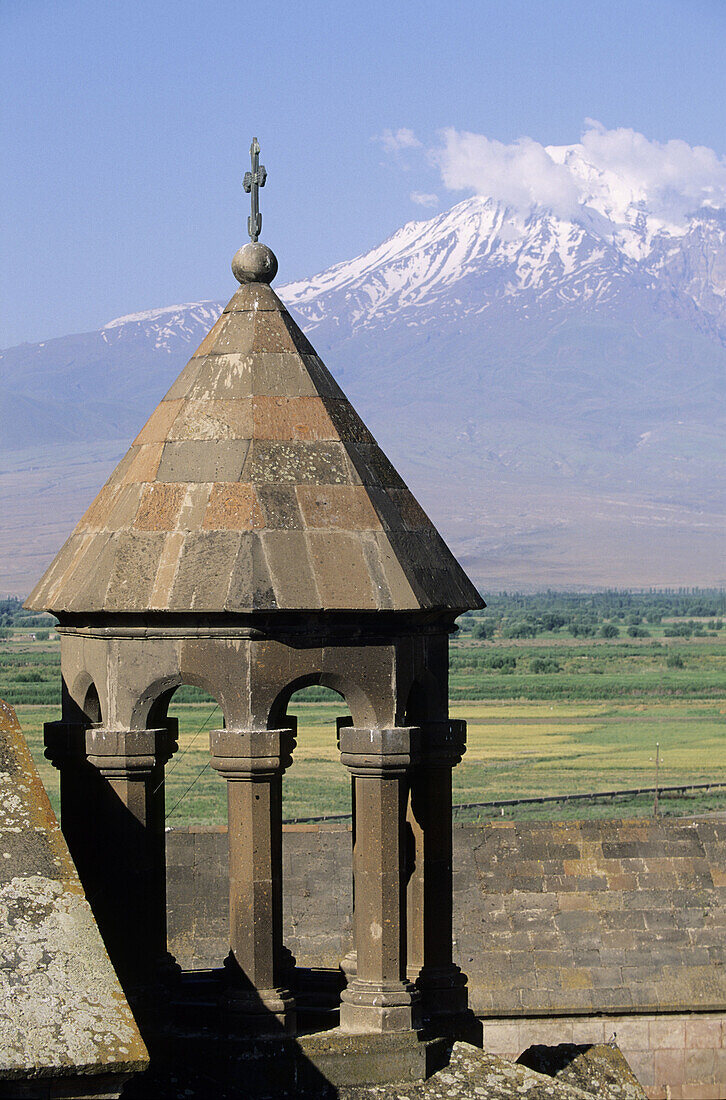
0,698,148,1080
27,272,483,616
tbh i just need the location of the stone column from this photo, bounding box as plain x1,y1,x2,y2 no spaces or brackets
406,719,469,1021
336,715,357,982
210,728,296,1035
339,727,421,1034
44,718,99,889
82,726,178,991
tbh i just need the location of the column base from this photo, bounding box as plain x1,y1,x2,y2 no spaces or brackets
223,985,296,1036
415,963,469,1018
340,948,357,982
339,978,421,1034
157,950,183,988
280,943,297,984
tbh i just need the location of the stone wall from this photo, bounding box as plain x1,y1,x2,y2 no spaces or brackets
482,1013,726,1100
166,818,726,1099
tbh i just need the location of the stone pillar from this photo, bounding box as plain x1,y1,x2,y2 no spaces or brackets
336,715,357,982
338,727,421,1034
82,726,177,991
44,718,99,890
210,728,296,1035
406,719,469,1020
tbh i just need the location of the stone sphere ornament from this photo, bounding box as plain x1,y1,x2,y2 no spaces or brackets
232,242,278,285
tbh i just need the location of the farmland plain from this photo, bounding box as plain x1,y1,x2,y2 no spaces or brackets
5,603,725,827
12,698,726,827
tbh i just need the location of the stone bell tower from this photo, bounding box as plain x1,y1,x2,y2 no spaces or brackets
26,141,484,1043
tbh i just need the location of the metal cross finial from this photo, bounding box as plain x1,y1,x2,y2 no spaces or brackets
243,137,267,243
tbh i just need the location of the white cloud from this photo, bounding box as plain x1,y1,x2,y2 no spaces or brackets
410,191,439,208
434,128,580,219
377,127,422,153
430,123,726,225
576,120,726,221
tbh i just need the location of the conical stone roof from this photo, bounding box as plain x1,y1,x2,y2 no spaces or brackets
27,273,483,616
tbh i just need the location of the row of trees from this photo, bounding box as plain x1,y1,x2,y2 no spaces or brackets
0,598,56,641
460,590,726,641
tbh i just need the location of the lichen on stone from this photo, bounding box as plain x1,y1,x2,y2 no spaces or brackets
0,700,148,1080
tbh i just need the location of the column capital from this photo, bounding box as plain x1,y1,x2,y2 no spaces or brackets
339,726,420,777
421,719,467,766
44,719,88,770
85,727,177,779
209,727,296,780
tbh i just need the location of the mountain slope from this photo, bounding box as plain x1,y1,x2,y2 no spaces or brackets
2,154,726,595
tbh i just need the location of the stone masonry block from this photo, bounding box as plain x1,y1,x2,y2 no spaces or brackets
253,308,300,353
203,483,264,530
625,1050,655,1088
252,396,338,441
167,398,253,442
685,1016,723,1049
251,352,319,397
78,483,124,531
226,531,276,609
163,355,206,401
170,531,241,610
685,1048,717,1081
262,531,321,609
654,1048,686,1088
223,283,279,312
104,483,145,531
104,531,166,611
207,312,252,354
133,398,184,445
296,484,382,531
122,442,164,484
481,1020,522,1054
373,532,418,609
255,484,305,529
245,440,351,484
187,352,254,400
570,1017,607,1044
157,439,249,483
308,531,378,609
133,482,186,531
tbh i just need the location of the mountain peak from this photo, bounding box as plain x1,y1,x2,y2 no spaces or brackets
3,175,726,594
280,180,726,339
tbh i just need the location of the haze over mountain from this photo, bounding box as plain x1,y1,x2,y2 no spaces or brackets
3,134,726,595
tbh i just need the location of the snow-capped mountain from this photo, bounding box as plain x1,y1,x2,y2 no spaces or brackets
282,170,726,341
101,301,225,353
3,154,726,594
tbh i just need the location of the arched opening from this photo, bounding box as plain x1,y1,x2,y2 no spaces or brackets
147,681,225,829
144,681,228,978
275,680,353,1030
275,679,352,822
82,682,102,725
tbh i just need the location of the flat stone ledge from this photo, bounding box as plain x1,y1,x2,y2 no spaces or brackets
297,1030,448,1086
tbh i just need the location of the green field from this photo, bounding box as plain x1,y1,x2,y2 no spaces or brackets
3,591,726,827
12,693,726,829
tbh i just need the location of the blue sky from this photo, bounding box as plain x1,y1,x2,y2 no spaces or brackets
2,0,726,346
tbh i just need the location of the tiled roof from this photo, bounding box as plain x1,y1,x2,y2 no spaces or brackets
456,819,726,1017
27,282,483,615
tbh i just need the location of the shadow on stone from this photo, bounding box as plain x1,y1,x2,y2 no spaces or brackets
517,1043,648,1099
122,967,329,1098
122,966,456,1098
